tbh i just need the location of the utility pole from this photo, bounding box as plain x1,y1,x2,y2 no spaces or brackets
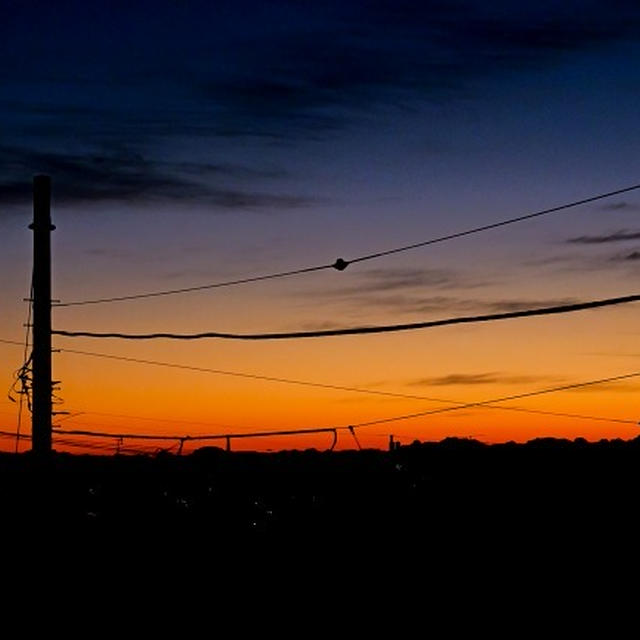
30,175,54,455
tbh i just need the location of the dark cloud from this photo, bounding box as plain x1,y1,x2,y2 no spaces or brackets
526,250,636,275
297,268,485,302
599,201,640,211
350,268,480,293
607,249,640,263
479,298,578,313
207,1,640,130
566,230,640,244
294,321,349,332
606,248,640,263
198,5,639,138
170,162,287,180
459,3,640,55
3,1,640,145
296,275,578,316
353,295,460,315
523,254,579,268
84,247,132,259
0,146,315,210
408,372,548,387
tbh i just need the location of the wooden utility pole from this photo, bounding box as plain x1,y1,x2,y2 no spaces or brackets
30,175,54,455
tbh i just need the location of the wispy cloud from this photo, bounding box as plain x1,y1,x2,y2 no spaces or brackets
0,145,315,210
346,268,483,293
170,162,287,180
290,275,582,324
296,268,487,302
599,201,640,211
565,230,640,244
605,249,640,263
479,298,578,313
295,280,578,316
197,2,640,133
294,320,352,332
407,372,553,387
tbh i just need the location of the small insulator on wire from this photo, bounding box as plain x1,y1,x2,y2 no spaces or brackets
332,258,349,271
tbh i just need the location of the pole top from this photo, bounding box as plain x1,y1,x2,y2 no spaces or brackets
30,175,55,230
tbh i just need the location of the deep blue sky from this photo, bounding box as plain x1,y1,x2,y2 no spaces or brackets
2,0,637,299
1,1,640,447
2,0,639,209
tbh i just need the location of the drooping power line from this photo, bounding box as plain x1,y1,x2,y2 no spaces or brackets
52,425,339,442
54,264,334,307
52,183,640,307
52,293,640,340
49,369,640,443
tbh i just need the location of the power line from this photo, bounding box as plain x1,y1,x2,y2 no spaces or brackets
52,435,150,454
0,429,154,453
346,183,640,265
0,339,25,347
5,337,632,430
53,264,334,307
468,404,635,425
7,329,638,445
15,283,33,452
58,347,636,425
58,347,468,398
0,430,30,440
50,369,640,443
53,409,243,431
351,371,640,428
53,425,339,442
52,183,640,307
52,293,640,340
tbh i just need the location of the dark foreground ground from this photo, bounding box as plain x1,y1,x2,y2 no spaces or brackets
2,436,639,550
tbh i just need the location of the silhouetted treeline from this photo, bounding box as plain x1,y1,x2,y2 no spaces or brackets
2,436,639,546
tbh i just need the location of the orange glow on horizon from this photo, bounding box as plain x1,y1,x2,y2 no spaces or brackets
2,243,639,456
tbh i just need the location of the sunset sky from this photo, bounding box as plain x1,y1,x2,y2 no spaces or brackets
1,1,640,453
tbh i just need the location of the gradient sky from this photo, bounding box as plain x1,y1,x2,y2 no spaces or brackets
1,0,640,453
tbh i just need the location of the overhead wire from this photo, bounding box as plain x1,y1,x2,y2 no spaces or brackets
53,425,339,442
52,293,640,340
52,435,148,454
0,429,152,454
5,324,638,457
350,371,640,428
58,347,481,397
8,280,33,453
53,409,247,431
345,183,640,265
6,186,640,452
52,183,640,307
0,430,30,440
0,339,26,347
57,346,637,426
53,264,333,307
50,369,640,444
